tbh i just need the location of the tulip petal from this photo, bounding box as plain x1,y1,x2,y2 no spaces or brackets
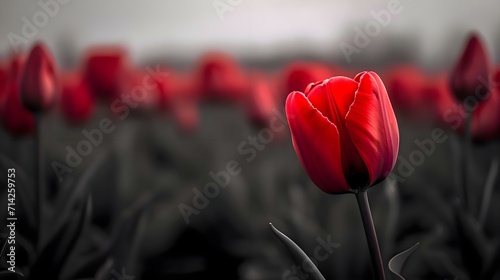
347,72,399,187
450,34,491,101
286,91,351,194
306,77,358,126
471,89,500,141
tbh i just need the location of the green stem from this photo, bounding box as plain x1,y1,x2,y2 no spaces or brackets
356,190,386,280
462,108,473,212
35,114,43,249
478,157,498,227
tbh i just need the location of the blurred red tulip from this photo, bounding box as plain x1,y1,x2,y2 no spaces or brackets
20,43,58,113
172,97,199,132
244,73,277,127
1,83,36,135
450,34,491,102
283,62,333,97
195,52,248,101
83,47,128,101
427,74,500,141
494,67,500,90
470,88,500,141
9,54,25,79
0,56,35,135
60,72,95,124
286,71,399,194
0,63,8,110
158,72,199,131
121,69,162,112
423,74,457,127
384,65,429,118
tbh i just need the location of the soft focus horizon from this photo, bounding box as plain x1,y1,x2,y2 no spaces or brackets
1,0,500,69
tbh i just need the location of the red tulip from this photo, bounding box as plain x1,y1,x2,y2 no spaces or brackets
158,73,199,131
450,34,491,102
0,63,8,110
8,54,25,79
384,65,429,118
244,73,277,127
494,67,500,90
195,52,248,101
283,62,333,97
19,43,58,112
60,72,95,124
286,71,399,194
427,74,500,141
423,74,457,127
0,56,34,135
470,88,500,141
83,47,128,101
121,69,162,112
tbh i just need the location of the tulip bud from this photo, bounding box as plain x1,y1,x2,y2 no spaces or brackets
158,73,199,132
244,73,277,127
1,82,36,135
427,74,500,142
494,68,500,91
283,62,333,97
286,71,399,194
422,74,456,127
60,72,95,124
20,43,58,113
195,52,248,101
0,54,35,135
384,65,428,118
450,34,491,102
121,69,162,113
0,63,8,109
83,47,128,101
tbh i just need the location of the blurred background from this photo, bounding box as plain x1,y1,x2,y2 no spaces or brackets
1,1,500,279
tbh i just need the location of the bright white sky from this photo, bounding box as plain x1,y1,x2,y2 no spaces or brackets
1,0,499,68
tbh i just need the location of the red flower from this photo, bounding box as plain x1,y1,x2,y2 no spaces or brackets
0,63,8,110
20,43,58,112
60,72,95,124
427,74,500,141
283,62,333,97
244,73,277,127
83,47,128,101
384,65,429,118
470,88,500,141
158,73,199,132
195,52,248,101
285,71,399,194
121,69,162,113
450,34,491,102
494,67,500,90
0,55,34,135
423,74,456,127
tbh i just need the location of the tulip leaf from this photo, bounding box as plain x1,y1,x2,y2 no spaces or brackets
30,195,92,279
0,233,7,258
453,202,495,277
269,223,326,280
44,151,107,247
0,155,36,228
0,270,24,280
388,243,419,280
